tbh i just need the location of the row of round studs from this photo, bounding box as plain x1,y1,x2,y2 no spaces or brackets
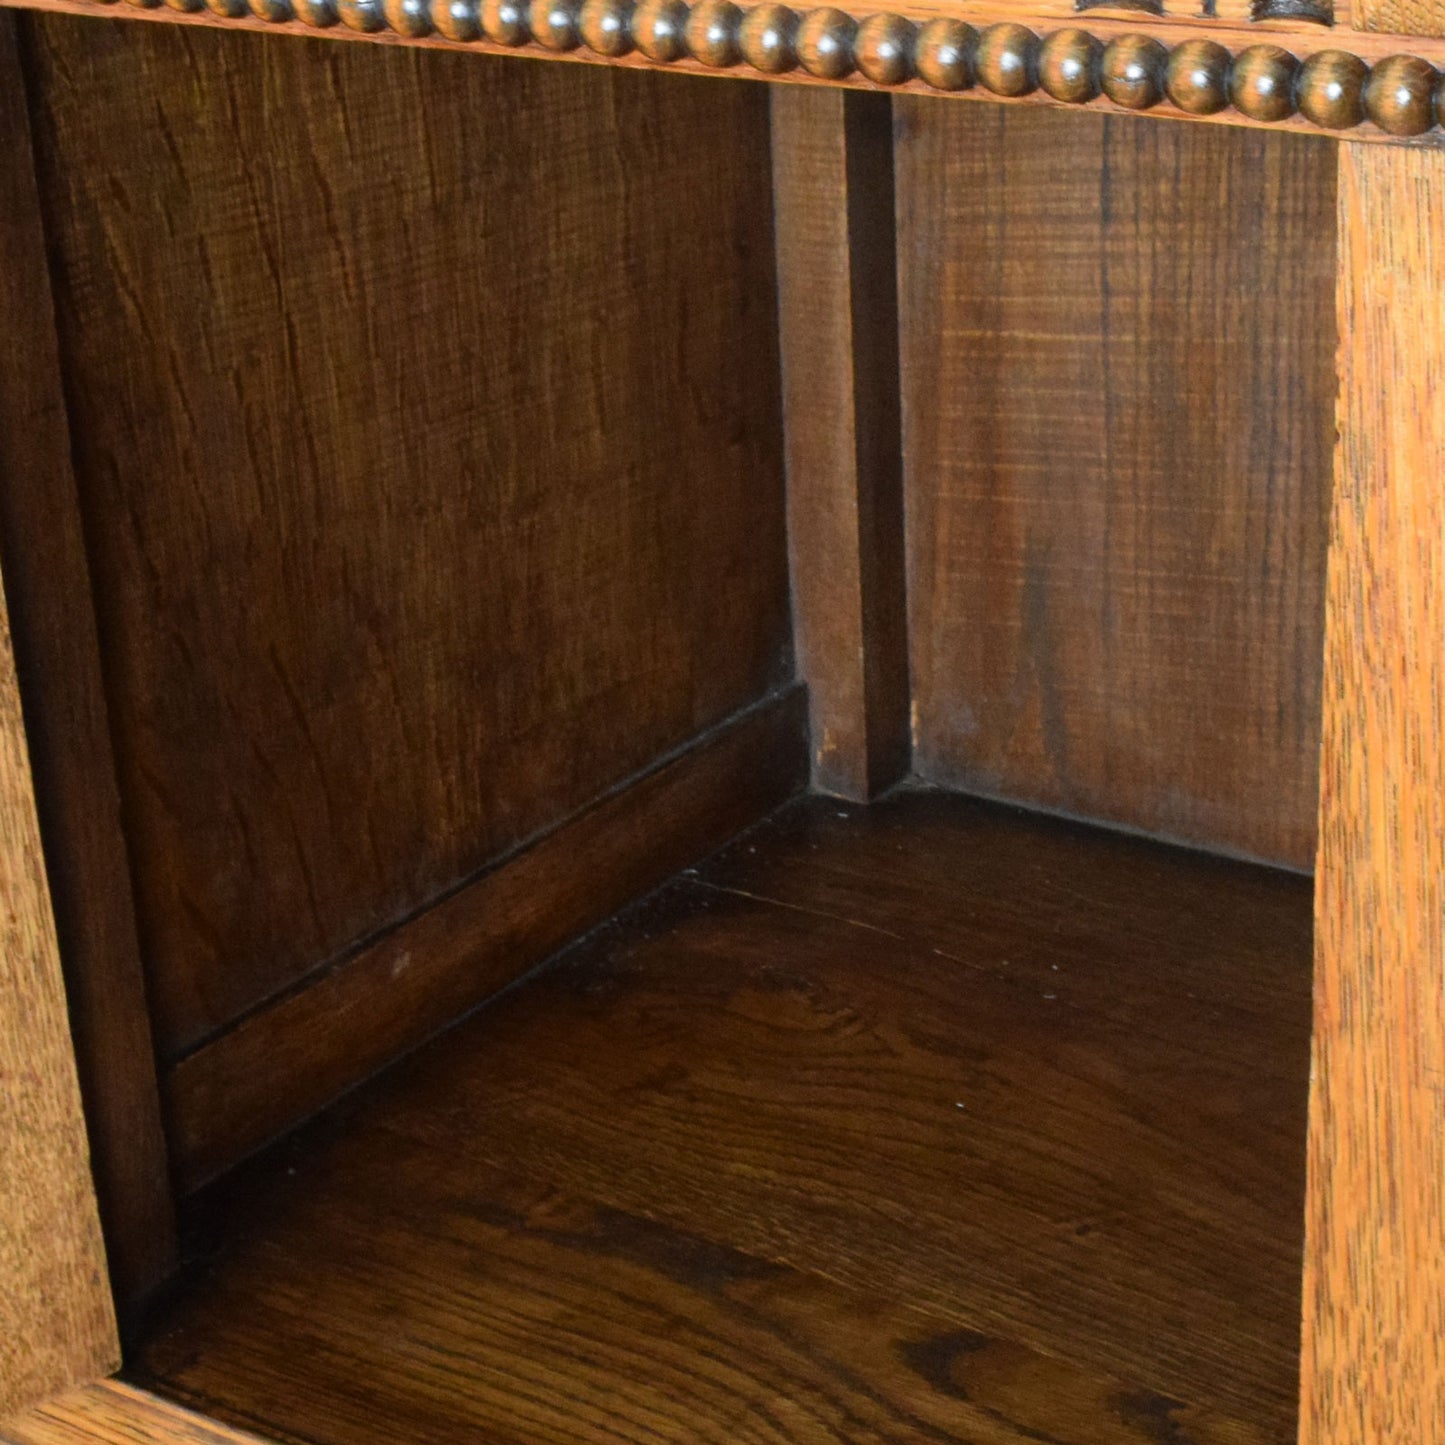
114,0,1445,136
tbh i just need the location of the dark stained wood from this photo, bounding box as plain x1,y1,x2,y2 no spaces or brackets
0,13,176,1314
896,104,1335,870
22,16,790,1062
135,791,1312,1443
1252,0,1332,21
772,86,909,802
167,687,807,1190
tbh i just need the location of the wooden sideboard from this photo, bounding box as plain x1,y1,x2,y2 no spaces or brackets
0,0,1440,1436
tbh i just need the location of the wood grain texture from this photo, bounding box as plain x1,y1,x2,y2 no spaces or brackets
7,0,1445,141
168,687,807,1189
3,1382,277,1445
0,560,117,1416
897,104,1335,868
0,13,175,1315
772,87,909,801
21,16,790,1062
1354,0,1445,36
135,792,1313,1442
1300,140,1445,1443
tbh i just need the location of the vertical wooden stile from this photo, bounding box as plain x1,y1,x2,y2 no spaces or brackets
0,555,117,1418
1300,139,1445,1442
772,87,910,801
0,12,176,1313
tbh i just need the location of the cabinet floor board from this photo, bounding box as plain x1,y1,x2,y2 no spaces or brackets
131,790,1313,1444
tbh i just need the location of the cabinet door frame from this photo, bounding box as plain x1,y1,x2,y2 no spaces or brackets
0,559,117,1418
1299,138,1445,1444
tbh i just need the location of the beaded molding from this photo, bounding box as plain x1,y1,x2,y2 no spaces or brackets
106,0,1445,136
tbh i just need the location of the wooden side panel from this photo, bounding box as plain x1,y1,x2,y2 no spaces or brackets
772,87,909,801
0,560,117,1416
1300,141,1445,1444
896,104,1336,869
0,12,175,1313
22,16,790,1062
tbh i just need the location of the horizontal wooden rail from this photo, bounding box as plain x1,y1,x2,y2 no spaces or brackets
8,0,1445,141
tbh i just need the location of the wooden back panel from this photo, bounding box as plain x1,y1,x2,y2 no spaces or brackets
896,104,1336,869
23,17,789,1064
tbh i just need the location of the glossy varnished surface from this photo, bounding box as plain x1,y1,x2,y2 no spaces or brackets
22,19,789,1062
135,792,1313,1443
897,105,1335,869
168,689,808,1189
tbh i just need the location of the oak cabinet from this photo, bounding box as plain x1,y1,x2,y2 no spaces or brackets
0,3,1441,1439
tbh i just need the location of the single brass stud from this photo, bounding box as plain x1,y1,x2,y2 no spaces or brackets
482,0,529,43
1165,38,1231,115
1229,44,1299,123
530,0,580,48
856,13,916,86
431,0,482,38
739,3,797,70
580,0,634,54
1366,54,1436,135
976,22,1038,98
1298,50,1367,128
633,0,688,60
686,0,742,66
1101,34,1167,109
1039,28,1102,104
915,17,976,91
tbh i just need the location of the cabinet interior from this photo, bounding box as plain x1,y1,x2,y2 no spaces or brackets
4,12,1335,1441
